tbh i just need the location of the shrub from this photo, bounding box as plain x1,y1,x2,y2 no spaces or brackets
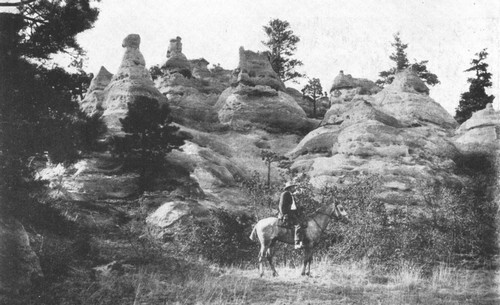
180,209,257,265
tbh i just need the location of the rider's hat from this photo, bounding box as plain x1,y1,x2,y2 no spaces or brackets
283,181,297,190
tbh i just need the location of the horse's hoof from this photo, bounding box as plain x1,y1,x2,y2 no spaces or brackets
301,272,306,276
273,272,278,277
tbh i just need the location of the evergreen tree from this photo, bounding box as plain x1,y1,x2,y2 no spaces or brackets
301,78,323,118
119,97,186,193
455,49,495,124
377,32,440,87
0,2,99,217
262,19,304,83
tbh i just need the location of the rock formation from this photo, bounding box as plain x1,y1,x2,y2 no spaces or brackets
235,47,285,91
214,47,314,133
371,69,457,128
0,216,42,295
100,34,167,139
162,36,191,77
454,103,500,154
329,70,381,104
190,58,210,79
290,70,460,206
79,66,113,117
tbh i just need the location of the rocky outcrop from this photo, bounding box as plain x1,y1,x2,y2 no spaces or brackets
329,70,381,104
162,36,191,77
290,70,461,206
215,84,314,133
235,47,285,91
79,66,113,117
0,216,42,295
100,34,167,138
190,58,210,79
371,70,457,128
454,104,500,154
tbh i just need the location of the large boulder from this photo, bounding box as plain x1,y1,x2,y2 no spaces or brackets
100,34,167,139
0,216,42,296
454,103,500,154
329,70,381,104
371,70,457,129
235,47,285,91
215,84,313,133
79,66,113,117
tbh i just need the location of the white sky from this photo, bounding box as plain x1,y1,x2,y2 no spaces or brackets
9,0,500,115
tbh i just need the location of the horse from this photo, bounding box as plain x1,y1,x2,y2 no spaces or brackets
249,202,348,277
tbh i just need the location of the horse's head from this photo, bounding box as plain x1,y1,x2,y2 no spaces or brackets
332,203,349,223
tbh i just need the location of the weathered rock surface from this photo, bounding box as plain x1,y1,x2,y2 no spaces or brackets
100,34,167,138
162,36,191,77
290,70,461,206
454,104,500,154
79,66,113,117
329,70,381,104
236,47,285,91
215,84,313,132
0,216,42,295
371,70,457,128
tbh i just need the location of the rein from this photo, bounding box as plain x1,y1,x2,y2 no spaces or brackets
310,206,338,242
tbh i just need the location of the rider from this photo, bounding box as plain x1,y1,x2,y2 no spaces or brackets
279,181,304,250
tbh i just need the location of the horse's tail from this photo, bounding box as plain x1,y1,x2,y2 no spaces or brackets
249,225,258,241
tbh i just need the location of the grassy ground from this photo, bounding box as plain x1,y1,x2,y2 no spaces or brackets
14,192,499,305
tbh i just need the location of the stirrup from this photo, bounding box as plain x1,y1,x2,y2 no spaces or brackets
294,242,304,250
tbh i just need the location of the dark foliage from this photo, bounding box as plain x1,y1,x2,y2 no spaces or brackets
118,96,186,192
262,18,304,83
455,49,495,124
181,209,257,265
377,32,439,87
301,78,323,117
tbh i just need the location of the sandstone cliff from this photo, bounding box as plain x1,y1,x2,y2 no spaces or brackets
100,34,167,139
79,66,113,117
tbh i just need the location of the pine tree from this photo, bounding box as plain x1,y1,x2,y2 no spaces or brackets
119,97,186,193
377,32,439,87
301,78,323,118
262,19,304,83
455,49,495,124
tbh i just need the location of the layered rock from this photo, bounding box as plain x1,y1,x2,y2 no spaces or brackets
79,66,113,117
235,47,285,91
215,84,313,132
100,34,167,138
0,216,42,295
454,104,500,154
290,71,461,206
371,69,457,128
155,37,233,124
162,36,191,77
214,47,314,133
329,70,381,104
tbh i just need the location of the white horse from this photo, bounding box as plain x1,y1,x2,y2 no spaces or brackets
249,203,348,277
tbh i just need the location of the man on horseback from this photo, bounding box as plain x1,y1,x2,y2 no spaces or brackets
279,182,305,249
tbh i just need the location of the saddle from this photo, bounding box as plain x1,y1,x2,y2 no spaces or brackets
277,213,307,229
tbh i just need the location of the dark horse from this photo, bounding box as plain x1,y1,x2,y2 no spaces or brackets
249,202,348,277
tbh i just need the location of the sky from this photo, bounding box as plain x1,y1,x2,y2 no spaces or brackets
10,0,500,115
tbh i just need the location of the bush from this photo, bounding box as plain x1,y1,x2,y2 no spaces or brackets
180,209,257,265
323,177,498,269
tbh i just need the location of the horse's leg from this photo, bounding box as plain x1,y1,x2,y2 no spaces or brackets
258,243,267,277
306,252,313,276
301,248,312,276
266,243,278,277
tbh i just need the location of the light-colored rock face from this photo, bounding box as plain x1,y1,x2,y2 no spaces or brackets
163,36,191,77
329,70,381,104
215,84,313,133
454,104,500,154
290,84,460,206
0,216,42,295
100,34,167,139
80,66,113,117
385,68,429,95
236,47,285,91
